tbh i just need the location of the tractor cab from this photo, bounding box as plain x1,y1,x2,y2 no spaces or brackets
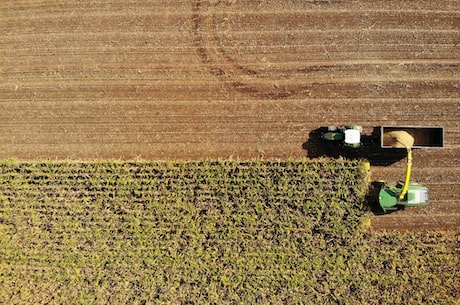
322,125,362,148
344,129,361,147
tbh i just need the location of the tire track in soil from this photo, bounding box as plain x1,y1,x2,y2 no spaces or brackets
191,0,356,99
191,0,459,100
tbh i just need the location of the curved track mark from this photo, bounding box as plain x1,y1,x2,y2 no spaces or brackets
192,0,309,99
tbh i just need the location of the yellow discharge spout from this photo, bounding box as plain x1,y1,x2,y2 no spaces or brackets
398,148,412,201
384,130,415,201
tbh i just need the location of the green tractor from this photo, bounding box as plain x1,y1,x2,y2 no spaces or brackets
322,125,443,213
322,125,362,148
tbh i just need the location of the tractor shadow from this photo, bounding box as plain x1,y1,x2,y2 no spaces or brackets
302,127,407,166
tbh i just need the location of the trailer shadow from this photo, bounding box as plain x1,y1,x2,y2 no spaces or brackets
302,127,407,166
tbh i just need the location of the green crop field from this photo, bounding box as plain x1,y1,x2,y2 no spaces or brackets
0,159,458,304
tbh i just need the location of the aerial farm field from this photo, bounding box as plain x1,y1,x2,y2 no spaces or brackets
1,0,459,230
0,0,459,303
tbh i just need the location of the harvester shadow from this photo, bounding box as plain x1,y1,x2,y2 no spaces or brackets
302,127,407,166
365,181,405,215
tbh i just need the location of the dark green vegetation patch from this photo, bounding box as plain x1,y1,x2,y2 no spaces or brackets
0,160,458,304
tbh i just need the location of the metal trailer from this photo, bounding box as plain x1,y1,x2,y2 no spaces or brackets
380,126,444,149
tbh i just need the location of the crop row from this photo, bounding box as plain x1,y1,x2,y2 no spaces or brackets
0,159,368,236
0,159,457,304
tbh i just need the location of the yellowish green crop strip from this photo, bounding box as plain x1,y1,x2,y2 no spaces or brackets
0,159,458,304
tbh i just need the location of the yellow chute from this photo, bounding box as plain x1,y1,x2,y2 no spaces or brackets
383,131,415,201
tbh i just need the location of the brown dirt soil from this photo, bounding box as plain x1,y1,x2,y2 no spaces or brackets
0,0,459,230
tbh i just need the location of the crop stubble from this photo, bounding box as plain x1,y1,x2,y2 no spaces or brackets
0,0,459,230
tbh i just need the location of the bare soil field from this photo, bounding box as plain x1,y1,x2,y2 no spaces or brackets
0,0,459,230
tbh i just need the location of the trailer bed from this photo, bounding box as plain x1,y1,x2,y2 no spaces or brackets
380,126,444,148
